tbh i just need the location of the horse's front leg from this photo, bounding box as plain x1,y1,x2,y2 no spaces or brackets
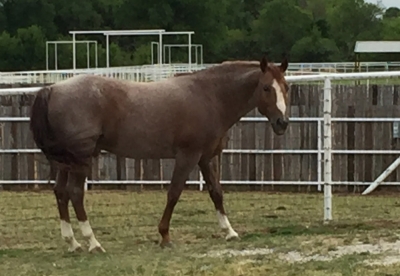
199,155,239,240
158,150,202,247
67,170,105,253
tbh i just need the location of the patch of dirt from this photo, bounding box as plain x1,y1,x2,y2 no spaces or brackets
195,248,274,258
195,239,400,266
364,255,400,266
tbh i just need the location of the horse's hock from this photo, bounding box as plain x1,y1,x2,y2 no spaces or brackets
1,83,400,193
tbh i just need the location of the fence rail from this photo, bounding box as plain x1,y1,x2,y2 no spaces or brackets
2,70,400,223
2,61,400,84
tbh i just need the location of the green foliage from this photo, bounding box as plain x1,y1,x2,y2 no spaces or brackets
384,7,400,19
291,27,340,62
0,0,398,71
0,31,22,71
252,0,314,60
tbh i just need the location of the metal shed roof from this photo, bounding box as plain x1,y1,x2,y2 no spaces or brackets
354,41,400,53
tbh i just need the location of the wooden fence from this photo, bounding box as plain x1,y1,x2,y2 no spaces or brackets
1,83,400,193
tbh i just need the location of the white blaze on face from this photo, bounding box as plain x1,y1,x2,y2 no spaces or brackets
272,79,286,115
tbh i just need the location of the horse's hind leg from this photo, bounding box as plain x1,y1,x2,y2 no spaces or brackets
54,169,82,252
198,155,239,240
66,169,105,253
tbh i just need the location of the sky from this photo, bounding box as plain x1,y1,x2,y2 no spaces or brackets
365,0,400,8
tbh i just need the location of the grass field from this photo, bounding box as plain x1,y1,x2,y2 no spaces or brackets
1,190,400,276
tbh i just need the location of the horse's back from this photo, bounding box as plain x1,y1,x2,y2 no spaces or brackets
44,74,220,159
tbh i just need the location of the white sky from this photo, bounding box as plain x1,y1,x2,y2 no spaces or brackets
365,0,400,8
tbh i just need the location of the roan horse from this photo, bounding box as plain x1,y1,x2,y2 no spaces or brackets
29,55,290,253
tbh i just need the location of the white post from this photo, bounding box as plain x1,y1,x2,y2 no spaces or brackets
195,45,198,64
317,119,322,191
163,44,166,64
362,156,400,195
199,171,204,191
188,33,192,71
106,34,110,68
84,177,88,191
158,32,163,66
200,45,203,65
55,43,58,70
87,42,90,68
72,33,76,73
95,42,98,68
46,42,49,70
150,42,158,65
323,78,332,222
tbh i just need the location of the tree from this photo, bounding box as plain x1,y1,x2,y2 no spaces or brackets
0,31,22,70
0,2,6,33
325,0,383,60
0,0,396,70
113,0,230,61
16,25,46,70
291,26,340,61
2,0,57,38
384,7,400,19
381,17,400,40
52,0,103,34
251,0,314,61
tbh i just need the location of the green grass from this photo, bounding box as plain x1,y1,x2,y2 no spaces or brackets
1,190,400,275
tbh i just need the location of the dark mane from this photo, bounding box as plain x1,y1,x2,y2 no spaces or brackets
173,60,283,80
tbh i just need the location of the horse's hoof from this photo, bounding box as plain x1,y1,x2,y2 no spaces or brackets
225,231,240,241
89,245,106,253
160,241,174,248
67,244,83,253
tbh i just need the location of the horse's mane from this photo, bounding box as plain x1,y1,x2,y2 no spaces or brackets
173,60,282,80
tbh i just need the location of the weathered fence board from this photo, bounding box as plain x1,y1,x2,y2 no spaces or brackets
1,83,400,193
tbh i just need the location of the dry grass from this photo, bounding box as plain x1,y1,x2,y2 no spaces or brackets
1,190,400,275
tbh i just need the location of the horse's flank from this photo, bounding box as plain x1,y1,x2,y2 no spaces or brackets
30,62,263,166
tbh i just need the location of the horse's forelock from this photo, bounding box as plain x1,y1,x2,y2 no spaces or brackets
267,65,286,82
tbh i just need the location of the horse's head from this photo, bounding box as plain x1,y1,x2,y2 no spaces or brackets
255,55,290,135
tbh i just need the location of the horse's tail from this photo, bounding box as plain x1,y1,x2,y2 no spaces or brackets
30,87,83,166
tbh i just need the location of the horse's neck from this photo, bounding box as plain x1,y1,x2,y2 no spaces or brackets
209,67,260,130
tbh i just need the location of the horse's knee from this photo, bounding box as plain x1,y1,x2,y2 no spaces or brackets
54,182,68,200
66,185,84,202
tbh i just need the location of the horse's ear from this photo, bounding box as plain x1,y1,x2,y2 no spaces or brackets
260,54,269,73
280,56,289,73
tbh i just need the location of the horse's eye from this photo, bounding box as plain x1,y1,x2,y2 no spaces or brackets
263,85,270,92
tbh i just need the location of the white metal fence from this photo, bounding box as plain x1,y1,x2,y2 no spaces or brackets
2,61,400,84
1,70,400,223
0,64,211,84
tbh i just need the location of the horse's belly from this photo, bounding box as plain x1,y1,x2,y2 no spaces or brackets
118,143,175,159
101,134,176,159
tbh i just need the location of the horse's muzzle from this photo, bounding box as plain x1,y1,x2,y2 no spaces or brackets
271,117,289,135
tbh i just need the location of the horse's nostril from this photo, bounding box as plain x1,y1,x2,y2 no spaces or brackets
277,118,288,128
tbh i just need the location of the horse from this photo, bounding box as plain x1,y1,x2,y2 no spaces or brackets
29,55,290,253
